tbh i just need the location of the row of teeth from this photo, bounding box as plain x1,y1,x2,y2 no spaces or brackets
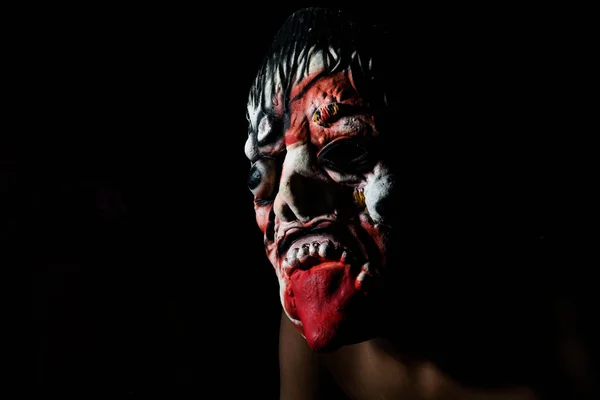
282,240,355,269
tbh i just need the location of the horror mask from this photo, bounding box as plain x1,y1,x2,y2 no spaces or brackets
244,8,396,351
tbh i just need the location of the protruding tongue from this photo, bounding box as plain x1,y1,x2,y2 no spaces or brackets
290,262,357,351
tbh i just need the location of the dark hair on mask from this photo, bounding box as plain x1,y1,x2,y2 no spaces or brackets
247,7,391,128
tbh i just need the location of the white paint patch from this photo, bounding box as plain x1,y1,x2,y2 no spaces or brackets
283,143,313,173
363,162,394,223
247,101,260,130
244,134,258,161
257,115,273,142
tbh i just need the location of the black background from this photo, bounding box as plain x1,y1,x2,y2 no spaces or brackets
10,2,595,397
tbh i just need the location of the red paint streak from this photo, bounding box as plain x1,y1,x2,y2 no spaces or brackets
285,70,364,148
360,218,387,269
254,203,271,233
284,114,309,147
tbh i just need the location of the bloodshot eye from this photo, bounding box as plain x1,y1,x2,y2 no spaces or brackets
247,158,277,203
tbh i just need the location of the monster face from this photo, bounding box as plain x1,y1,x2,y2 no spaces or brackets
245,8,395,351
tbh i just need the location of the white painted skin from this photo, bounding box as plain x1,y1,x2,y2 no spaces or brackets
363,163,394,225
245,47,393,327
244,132,258,161
257,115,274,143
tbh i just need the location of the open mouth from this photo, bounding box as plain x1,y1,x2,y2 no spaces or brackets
278,222,365,277
281,236,356,278
278,225,374,295
278,226,376,351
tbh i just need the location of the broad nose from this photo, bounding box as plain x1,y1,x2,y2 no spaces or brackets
273,144,338,223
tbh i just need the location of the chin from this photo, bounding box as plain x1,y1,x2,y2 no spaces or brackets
309,323,378,353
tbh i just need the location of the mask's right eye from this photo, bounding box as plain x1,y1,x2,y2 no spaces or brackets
248,158,277,203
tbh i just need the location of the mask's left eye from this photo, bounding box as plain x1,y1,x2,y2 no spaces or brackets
248,158,277,202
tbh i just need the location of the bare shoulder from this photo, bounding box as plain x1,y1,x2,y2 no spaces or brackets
281,331,539,400
279,311,541,400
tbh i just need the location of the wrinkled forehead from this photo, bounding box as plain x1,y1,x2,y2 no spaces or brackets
245,48,355,161
247,49,333,130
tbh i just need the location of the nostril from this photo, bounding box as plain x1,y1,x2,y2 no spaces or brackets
287,173,307,199
280,204,297,222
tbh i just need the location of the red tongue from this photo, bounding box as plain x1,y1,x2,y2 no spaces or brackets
290,263,357,351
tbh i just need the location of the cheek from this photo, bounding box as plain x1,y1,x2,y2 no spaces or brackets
364,164,395,224
255,205,271,233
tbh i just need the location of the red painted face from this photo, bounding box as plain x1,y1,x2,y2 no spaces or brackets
246,67,395,351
